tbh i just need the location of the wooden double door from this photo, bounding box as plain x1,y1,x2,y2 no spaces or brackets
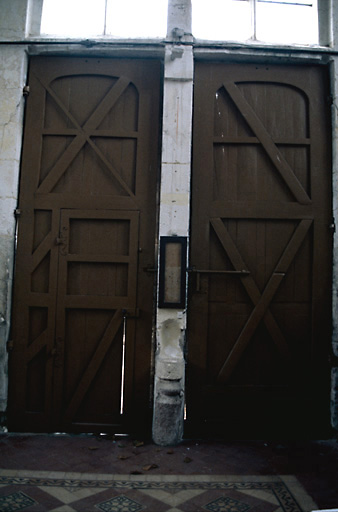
9,57,160,433
9,58,333,438
187,62,332,437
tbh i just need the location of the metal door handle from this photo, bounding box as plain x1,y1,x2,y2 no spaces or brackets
188,268,250,292
188,268,250,275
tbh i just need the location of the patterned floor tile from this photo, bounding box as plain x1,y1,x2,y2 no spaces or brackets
40,484,103,504
176,487,280,512
95,494,144,511
240,488,278,505
203,496,251,511
140,488,204,507
0,490,36,511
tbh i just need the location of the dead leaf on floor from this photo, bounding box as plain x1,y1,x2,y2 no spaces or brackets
133,440,144,447
184,456,192,463
167,449,174,455
142,463,159,471
118,455,130,460
88,446,99,451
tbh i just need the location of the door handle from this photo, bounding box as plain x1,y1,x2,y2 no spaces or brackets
188,268,250,292
187,268,250,275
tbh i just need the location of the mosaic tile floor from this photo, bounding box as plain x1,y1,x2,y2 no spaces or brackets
0,471,318,512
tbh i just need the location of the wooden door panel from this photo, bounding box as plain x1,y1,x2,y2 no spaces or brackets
187,63,332,437
54,209,139,431
9,57,160,433
61,309,124,427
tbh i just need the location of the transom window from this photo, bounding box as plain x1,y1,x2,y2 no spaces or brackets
40,0,168,38
192,0,318,45
41,0,319,46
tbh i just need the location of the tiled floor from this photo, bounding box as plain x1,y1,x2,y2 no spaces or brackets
0,434,337,511
0,472,318,512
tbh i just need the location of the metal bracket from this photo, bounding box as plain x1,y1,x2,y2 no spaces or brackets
23,85,30,97
144,265,157,273
170,46,184,60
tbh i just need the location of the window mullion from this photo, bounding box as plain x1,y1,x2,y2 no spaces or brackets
249,0,257,40
103,0,108,35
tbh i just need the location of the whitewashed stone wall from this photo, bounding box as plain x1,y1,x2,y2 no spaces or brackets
0,46,27,413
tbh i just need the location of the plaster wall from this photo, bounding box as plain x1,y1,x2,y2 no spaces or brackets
0,0,29,415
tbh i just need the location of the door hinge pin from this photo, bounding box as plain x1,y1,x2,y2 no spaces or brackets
14,209,21,217
23,85,30,96
329,219,336,233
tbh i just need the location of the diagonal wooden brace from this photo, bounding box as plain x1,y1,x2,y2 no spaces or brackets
211,218,312,383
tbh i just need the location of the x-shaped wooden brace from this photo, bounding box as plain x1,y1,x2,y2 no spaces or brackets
35,73,136,201
211,217,313,384
223,82,311,205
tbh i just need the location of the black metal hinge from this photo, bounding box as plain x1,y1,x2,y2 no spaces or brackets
329,218,336,233
23,85,30,97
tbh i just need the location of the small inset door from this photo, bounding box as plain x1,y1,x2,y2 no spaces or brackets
187,62,332,437
9,57,161,433
54,209,140,430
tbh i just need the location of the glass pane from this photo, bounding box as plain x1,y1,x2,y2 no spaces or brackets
105,0,167,38
256,1,318,44
41,0,106,37
164,242,182,304
192,0,251,41
258,0,312,4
